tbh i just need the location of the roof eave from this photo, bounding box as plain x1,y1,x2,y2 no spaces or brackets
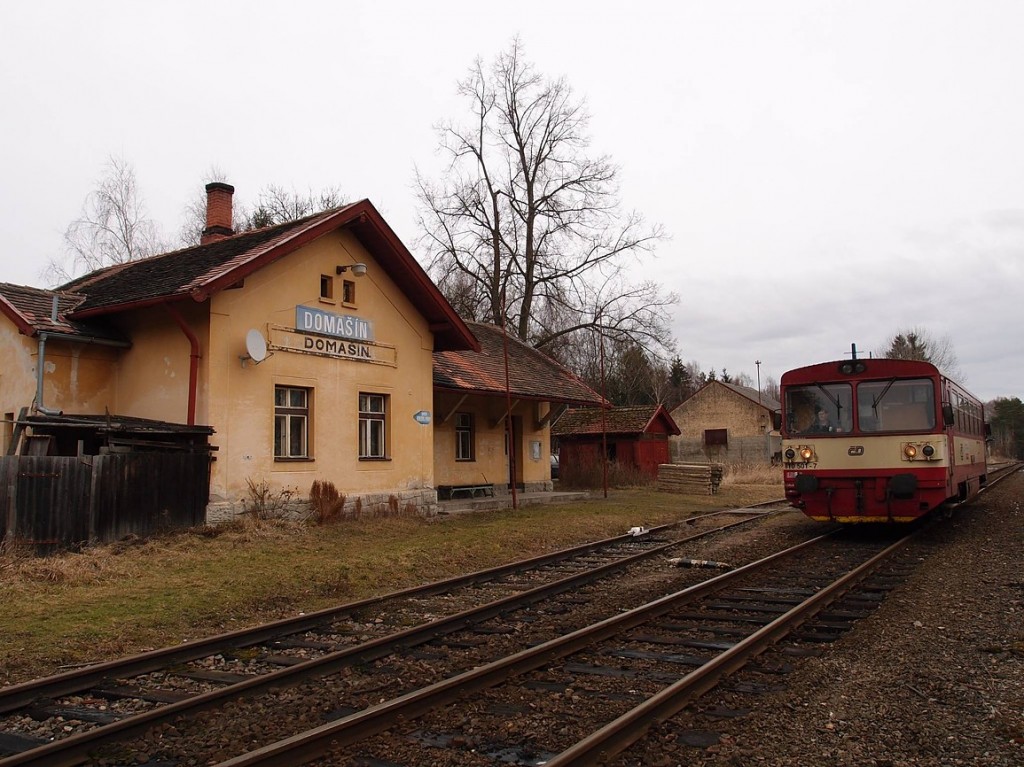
433,384,605,407
0,294,36,336
69,292,192,319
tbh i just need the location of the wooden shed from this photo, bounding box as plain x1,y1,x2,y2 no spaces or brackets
552,405,680,484
1,412,214,553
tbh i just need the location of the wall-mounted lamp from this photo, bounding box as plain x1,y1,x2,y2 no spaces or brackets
336,263,367,277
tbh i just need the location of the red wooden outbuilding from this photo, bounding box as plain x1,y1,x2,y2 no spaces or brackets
552,405,681,484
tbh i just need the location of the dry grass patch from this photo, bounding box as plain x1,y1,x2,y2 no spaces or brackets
0,485,781,685
721,461,785,486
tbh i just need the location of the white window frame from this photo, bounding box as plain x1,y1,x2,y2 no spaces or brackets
359,392,388,459
455,412,475,461
275,386,311,460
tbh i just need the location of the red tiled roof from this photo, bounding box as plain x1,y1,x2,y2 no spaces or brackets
433,322,606,405
552,404,680,436
0,282,128,342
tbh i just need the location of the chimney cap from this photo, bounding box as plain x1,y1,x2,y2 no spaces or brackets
205,181,235,194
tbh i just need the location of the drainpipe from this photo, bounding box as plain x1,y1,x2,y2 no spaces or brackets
163,303,200,426
32,294,132,418
34,295,65,416
34,333,63,416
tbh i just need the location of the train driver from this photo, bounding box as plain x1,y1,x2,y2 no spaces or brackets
806,406,839,433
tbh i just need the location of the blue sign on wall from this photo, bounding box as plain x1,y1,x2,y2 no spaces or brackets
413,410,432,425
296,305,374,341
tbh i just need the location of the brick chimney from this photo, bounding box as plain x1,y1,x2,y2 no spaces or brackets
201,182,235,244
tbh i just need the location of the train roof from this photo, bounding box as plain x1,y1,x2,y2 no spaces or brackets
781,358,980,400
781,358,942,383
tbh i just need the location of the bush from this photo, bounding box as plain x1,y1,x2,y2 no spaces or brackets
244,477,296,519
309,480,347,525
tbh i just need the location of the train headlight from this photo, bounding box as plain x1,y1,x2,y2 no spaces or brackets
799,446,814,461
785,448,796,460
922,444,935,458
903,444,918,459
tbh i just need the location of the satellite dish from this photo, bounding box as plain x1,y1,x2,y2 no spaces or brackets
244,329,268,364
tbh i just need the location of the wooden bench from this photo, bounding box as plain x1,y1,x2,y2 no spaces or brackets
438,484,495,500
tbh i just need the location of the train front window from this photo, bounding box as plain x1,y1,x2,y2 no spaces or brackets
784,383,852,434
856,379,935,432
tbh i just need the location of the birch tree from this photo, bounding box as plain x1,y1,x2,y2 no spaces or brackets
47,156,165,284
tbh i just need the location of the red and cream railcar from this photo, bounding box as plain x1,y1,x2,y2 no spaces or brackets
780,358,988,522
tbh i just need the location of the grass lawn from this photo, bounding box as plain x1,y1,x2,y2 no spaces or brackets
0,483,781,685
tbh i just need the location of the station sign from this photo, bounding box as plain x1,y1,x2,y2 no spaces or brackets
295,305,373,341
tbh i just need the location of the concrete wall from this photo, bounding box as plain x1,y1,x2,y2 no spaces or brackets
670,382,778,464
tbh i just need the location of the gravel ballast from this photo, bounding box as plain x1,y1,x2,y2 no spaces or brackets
641,472,1023,767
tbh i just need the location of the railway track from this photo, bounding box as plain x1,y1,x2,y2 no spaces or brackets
208,525,921,766
0,502,787,766
5,466,1015,766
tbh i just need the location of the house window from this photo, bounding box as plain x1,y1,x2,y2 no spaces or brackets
320,275,334,301
342,279,356,304
275,386,311,459
359,393,388,459
704,428,728,446
455,412,475,460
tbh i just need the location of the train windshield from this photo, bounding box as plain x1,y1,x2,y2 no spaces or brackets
784,383,852,434
856,378,935,432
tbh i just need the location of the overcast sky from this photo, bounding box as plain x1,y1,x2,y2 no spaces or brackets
2,1,1021,402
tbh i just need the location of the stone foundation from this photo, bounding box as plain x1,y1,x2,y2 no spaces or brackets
206,488,440,526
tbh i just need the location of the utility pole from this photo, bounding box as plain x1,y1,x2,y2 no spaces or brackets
755,360,762,407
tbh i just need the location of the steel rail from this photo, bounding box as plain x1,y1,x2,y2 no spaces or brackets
543,528,920,765
210,531,838,767
0,510,777,767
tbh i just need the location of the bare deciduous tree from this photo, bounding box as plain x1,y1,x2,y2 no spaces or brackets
239,184,347,231
416,39,676,357
47,156,165,284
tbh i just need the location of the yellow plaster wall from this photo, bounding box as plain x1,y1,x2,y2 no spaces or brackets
433,394,551,487
109,304,203,426
205,229,436,501
0,317,119,424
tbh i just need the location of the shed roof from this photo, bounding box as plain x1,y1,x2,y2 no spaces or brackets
552,404,680,436
684,380,781,411
0,283,128,343
433,322,606,405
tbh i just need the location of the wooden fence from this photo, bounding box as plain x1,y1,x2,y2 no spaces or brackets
1,453,210,554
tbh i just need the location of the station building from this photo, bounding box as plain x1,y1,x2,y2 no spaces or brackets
0,184,604,520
